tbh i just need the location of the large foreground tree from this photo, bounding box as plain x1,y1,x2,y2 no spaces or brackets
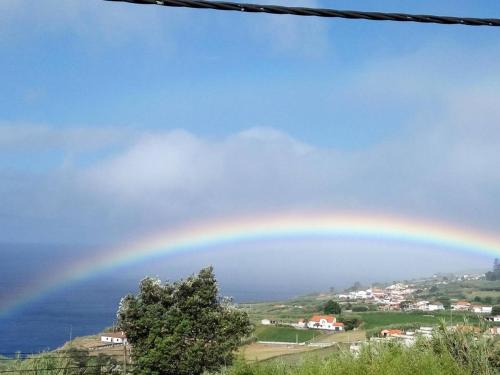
117,267,252,375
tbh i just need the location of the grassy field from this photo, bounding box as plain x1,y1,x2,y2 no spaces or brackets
262,344,345,365
240,295,326,323
350,311,479,330
310,330,366,344
241,343,316,362
254,326,320,343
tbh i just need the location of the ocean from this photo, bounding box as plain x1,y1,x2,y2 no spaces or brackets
0,243,300,354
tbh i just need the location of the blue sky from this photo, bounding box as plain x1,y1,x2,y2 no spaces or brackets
2,1,500,149
1,1,500,280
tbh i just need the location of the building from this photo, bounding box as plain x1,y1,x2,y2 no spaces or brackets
451,301,471,311
291,319,307,329
380,329,402,337
307,315,344,331
100,332,127,344
427,303,445,312
485,316,500,322
470,305,492,314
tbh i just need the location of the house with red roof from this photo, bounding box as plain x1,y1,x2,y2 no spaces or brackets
380,329,403,338
307,315,344,331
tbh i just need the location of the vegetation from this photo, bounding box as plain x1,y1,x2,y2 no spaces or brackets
254,326,318,343
223,325,500,375
493,306,500,316
337,316,362,331
117,267,252,375
0,349,121,374
323,300,341,315
486,259,500,281
350,311,478,330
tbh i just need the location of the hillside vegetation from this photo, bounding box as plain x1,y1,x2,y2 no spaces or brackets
224,324,500,375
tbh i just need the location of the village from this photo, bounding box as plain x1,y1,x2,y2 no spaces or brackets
336,282,493,314
242,271,500,359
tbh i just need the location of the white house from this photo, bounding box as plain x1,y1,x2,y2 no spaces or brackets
412,300,429,311
470,305,492,314
307,315,344,331
291,319,307,329
100,332,127,344
261,319,272,325
485,316,500,322
426,303,445,312
451,301,471,311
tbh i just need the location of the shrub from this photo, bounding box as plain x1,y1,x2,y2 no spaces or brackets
352,305,369,312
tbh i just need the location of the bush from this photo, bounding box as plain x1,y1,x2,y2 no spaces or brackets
352,305,369,312
323,300,342,315
338,316,362,331
223,324,500,374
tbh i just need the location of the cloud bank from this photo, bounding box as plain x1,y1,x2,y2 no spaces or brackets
2,80,500,245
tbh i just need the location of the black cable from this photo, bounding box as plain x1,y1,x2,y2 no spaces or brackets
104,0,500,27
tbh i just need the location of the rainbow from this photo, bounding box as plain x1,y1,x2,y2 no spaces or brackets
1,211,500,317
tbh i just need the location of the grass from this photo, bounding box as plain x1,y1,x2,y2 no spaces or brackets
262,344,344,365
241,343,316,362
254,326,320,343
224,324,500,375
350,311,479,330
310,330,366,344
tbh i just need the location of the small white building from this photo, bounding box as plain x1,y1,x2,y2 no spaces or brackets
427,303,445,312
485,316,500,322
261,319,272,325
291,319,307,329
451,301,471,311
100,332,127,344
470,305,492,314
307,315,344,331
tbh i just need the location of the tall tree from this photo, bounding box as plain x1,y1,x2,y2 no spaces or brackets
117,267,252,375
323,300,342,315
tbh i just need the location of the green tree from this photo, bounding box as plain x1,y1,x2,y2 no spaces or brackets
117,267,252,375
400,301,411,310
492,305,500,316
323,300,342,315
439,297,451,309
485,258,500,281
337,316,362,331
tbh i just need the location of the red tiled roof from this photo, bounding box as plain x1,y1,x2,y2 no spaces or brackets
309,315,335,323
381,329,402,335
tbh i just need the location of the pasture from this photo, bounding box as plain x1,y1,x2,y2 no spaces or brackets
254,326,320,343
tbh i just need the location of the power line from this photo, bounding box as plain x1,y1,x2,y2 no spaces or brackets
104,0,500,27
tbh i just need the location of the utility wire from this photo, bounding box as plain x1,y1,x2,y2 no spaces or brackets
104,0,500,27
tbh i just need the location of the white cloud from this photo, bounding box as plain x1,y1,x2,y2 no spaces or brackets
0,0,331,56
